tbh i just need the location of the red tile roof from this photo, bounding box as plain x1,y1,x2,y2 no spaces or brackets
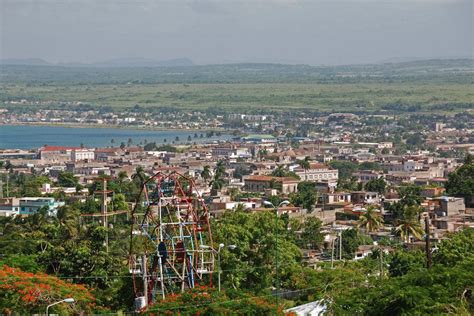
40,146,81,152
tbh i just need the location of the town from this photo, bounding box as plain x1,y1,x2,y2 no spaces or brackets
1,107,473,313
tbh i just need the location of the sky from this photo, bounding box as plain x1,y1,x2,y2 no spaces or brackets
1,0,472,65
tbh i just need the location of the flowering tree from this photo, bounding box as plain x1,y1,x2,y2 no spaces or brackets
0,265,96,315
145,285,281,315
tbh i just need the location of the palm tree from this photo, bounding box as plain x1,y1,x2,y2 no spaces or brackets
132,166,147,185
395,205,423,243
214,160,226,179
272,165,287,177
358,205,384,232
117,171,128,193
210,178,225,196
297,156,311,180
201,165,212,185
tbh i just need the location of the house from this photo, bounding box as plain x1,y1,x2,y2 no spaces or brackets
351,191,380,204
354,245,392,260
19,197,65,216
432,196,466,216
243,175,299,194
0,197,20,217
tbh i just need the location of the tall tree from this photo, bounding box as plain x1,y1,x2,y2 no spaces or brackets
201,165,212,185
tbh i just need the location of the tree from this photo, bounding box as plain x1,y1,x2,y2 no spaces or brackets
132,166,147,185
272,165,287,177
445,155,474,205
290,182,318,212
0,265,95,314
300,217,324,250
297,156,311,179
388,250,425,277
143,142,157,151
358,205,384,232
212,210,302,292
433,228,474,266
395,205,423,243
329,160,359,179
201,165,212,185
398,184,423,206
57,171,78,187
365,177,386,194
341,228,373,259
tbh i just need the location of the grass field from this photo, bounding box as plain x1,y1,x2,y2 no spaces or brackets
2,82,473,113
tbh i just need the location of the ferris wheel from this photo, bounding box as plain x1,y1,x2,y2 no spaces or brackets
128,171,215,310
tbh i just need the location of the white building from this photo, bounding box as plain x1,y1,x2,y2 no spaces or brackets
291,163,338,182
72,148,95,162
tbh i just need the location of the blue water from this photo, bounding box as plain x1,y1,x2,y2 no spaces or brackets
0,125,229,149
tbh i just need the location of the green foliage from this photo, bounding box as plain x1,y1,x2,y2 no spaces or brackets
330,228,474,315
446,156,474,203
340,229,373,259
434,228,474,266
290,182,318,212
212,210,302,292
387,250,425,277
364,177,386,194
57,171,79,187
156,144,178,152
299,217,324,250
329,160,359,179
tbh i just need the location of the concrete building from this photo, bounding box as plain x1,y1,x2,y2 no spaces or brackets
19,197,65,216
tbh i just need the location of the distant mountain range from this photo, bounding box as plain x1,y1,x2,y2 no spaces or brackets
0,57,195,67
2,56,472,68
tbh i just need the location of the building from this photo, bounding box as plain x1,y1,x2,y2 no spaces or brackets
19,197,65,216
243,175,299,194
72,148,95,162
241,134,276,144
351,191,380,205
291,163,338,182
39,146,80,163
433,196,466,217
0,198,20,217
353,170,384,184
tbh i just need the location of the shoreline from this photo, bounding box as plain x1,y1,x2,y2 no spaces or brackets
0,122,229,133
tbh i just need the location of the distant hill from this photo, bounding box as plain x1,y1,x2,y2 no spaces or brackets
91,57,194,67
1,58,472,85
0,58,51,66
0,57,194,67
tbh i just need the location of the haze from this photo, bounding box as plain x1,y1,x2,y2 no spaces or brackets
1,0,472,65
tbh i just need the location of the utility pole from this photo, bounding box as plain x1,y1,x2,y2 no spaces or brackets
339,231,342,260
94,178,112,253
330,235,335,269
6,174,9,197
142,254,148,307
425,215,432,269
0,180,3,199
